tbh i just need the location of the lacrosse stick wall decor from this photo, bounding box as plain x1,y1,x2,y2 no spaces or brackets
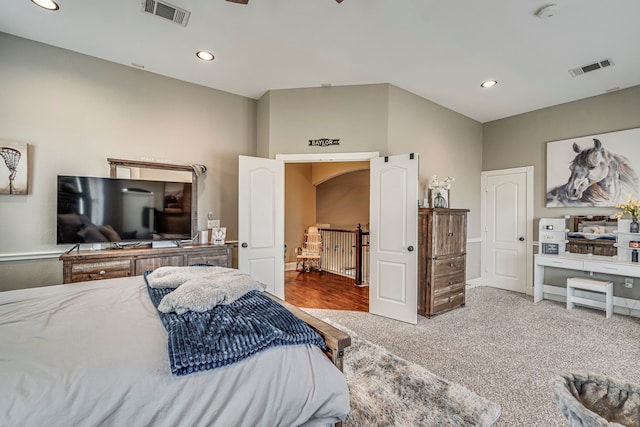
0,142,28,195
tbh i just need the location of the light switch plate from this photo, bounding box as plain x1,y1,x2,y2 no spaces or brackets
207,219,220,228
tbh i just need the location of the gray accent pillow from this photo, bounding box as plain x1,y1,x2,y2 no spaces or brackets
158,274,266,315
147,266,240,289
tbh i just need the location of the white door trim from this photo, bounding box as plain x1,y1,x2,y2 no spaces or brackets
480,166,534,295
275,152,379,163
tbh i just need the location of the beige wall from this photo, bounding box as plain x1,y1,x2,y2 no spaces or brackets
387,85,483,237
260,85,389,158
256,92,270,158
316,170,370,230
284,163,316,263
0,33,257,290
311,161,369,186
483,85,640,226
387,85,483,280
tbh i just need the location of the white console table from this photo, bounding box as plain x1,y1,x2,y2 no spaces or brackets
534,253,640,308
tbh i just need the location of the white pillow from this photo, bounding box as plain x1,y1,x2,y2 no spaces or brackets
158,275,266,314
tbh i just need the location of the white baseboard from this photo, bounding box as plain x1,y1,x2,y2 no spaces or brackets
285,262,297,271
466,277,483,288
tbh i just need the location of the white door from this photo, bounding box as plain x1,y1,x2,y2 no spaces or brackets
238,156,285,298
369,154,419,324
482,167,533,294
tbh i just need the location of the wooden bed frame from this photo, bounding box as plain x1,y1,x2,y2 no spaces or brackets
566,215,617,257
265,293,351,371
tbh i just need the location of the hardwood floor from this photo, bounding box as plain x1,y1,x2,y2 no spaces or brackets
284,270,369,312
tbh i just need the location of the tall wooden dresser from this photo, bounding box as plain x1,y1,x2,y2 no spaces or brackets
418,208,469,317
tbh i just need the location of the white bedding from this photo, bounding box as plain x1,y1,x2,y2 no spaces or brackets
0,276,349,427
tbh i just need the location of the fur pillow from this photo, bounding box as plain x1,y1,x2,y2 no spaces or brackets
157,274,266,314
147,266,240,289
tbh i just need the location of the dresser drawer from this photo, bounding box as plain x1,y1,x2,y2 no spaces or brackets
70,260,132,282
135,256,185,275
432,287,465,314
535,256,583,270
433,282,464,297
583,261,640,277
433,256,465,277
432,271,465,290
187,253,230,267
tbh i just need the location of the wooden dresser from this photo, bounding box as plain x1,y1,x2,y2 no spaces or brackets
418,208,469,317
60,244,233,284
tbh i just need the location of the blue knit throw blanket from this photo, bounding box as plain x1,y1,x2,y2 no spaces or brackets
145,276,327,376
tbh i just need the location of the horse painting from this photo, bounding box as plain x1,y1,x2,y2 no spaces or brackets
546,138,639,207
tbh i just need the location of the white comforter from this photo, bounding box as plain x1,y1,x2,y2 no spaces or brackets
0,277,349,427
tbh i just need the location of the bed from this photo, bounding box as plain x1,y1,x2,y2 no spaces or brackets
0,272,351,427
566,215,618,257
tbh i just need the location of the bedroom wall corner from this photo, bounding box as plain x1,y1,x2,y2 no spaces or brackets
387,84,483,280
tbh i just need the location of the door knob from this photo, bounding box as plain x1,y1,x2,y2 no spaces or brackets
518,237,525,241
407,245,414,252
241,242,248,248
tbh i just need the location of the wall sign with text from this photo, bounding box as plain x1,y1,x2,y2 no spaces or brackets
309,138,340,147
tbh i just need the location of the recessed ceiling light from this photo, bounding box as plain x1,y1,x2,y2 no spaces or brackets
31,0,59,10
196,51,215,61
480,80,498,88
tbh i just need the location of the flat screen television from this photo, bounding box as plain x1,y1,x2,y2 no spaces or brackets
57,175,192,245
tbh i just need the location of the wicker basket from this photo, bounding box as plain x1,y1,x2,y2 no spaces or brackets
552,372,640,427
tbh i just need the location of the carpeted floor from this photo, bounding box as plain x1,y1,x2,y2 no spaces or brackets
330,320,501,427
305,287,640,426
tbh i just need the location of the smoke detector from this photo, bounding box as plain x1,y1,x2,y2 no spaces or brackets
535,4,558,19
569,58,615,77
141,0,190,27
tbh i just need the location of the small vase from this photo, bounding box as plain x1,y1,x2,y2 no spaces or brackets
631,219,639,233
433,194,447,208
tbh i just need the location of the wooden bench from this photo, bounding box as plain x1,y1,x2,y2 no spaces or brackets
566,277,613,319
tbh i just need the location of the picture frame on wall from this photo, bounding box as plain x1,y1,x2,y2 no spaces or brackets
546,127,640,207
0,140,28,195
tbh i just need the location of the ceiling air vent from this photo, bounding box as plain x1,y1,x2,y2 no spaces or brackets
142,0,190,27
569,58,614,77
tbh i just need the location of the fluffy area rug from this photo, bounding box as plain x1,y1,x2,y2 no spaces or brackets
329,320,501,427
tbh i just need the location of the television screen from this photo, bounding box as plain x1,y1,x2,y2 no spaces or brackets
57,175,192,244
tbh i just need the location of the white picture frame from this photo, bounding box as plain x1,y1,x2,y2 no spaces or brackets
429,189,449,208
0,140,28,195
212,227,226,245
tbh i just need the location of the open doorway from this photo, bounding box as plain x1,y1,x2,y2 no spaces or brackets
283,161,370,312
239,152,419,323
